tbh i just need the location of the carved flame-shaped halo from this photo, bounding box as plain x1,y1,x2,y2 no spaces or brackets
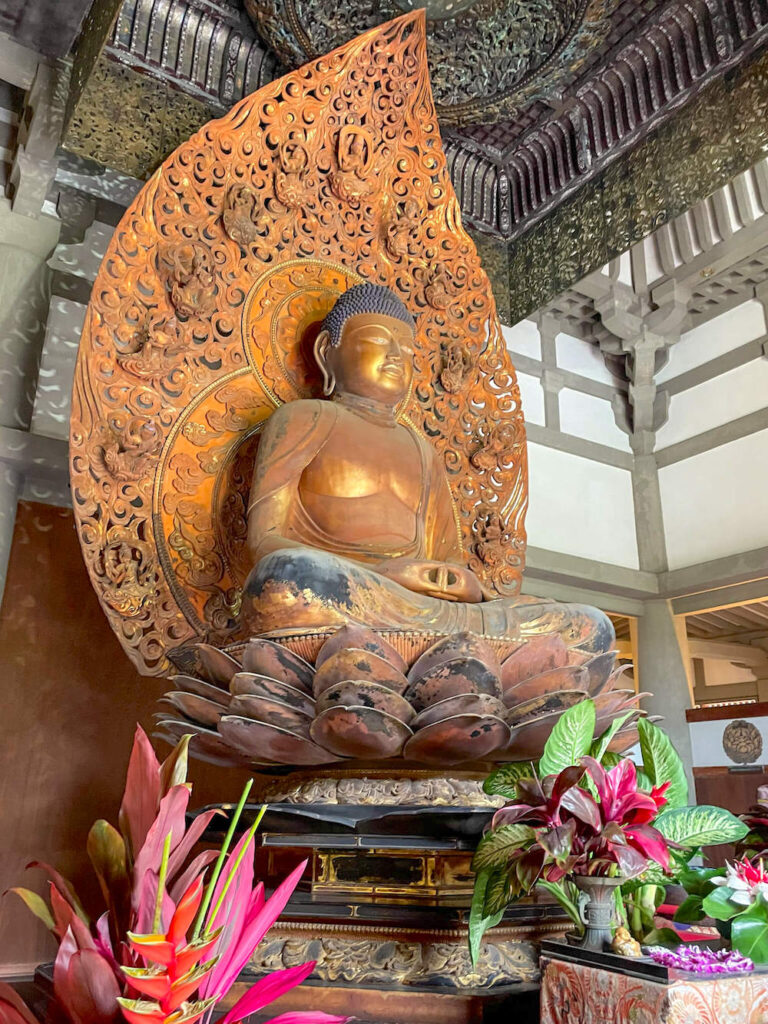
69,11,528,675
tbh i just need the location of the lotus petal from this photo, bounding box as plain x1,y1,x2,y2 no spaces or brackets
500,636,568,691
196,644,242,686
506,689,589,727
593,688,640,717
584,651,618,695
242,640,314,693
229,674,316,717
608,726,640,754
153,718,264,767
316,625,407,674
406,656,501,712
219,715,342,765
310,706,412,759
228,693,312,737
313,649,408,698
403,713,509,766
411,692,506,729
498,709,570,760
566,648,592,667
605,663,635,691
171,674,231,701
161,692,228,728
315,681,415,724
502,665,589,705
407,632,500,683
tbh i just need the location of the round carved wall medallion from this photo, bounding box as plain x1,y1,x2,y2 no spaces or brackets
722,719,763,765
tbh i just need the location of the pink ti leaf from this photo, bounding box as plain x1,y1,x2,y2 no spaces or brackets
119,727,162,862
219,962,316,1024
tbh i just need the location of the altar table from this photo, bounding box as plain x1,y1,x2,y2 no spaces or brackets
540,951,768,1023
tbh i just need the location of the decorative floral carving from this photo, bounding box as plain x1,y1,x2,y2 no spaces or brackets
94,531,158,616
160,242,216,318
70,14,528,674
473,503,511,570
251,927,540,988
470,420,522,472
385,199,421,259
415,262,456,310
118,315,189,380
274,136,310,209
91,416,162,482
329,124,376,206
440,337,472,392
222,184,270,244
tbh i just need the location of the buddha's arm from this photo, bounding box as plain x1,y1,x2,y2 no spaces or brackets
373,441,484,603
247,401,332,563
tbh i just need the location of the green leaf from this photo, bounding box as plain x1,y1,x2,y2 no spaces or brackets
674,895,704,923
702,885,742,922
732,895,768,963
637,719,688,808
483,761,537,800
655,805,749,849
471,824,536,871
642,926,679,947
635,766,653,791
87,819,132,945
590,712,633,763
469,867,506,966
677,866,723,897
6,888,55,932
539,700,596,778
601,752,623,770
538,879,583,930
484,867,513,915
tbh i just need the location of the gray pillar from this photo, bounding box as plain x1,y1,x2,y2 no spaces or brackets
635,598,695,797
0,466,20,611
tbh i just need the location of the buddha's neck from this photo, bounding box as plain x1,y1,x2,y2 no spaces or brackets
333,390,398,427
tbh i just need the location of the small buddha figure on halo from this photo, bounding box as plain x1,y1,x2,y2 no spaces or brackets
241,283,612,654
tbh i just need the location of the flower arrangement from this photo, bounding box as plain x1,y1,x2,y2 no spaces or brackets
470,699,749,963
646,945,754,974
675,857,768,964
5,726,344,1024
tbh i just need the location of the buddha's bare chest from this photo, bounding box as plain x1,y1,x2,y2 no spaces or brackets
300,423,422,507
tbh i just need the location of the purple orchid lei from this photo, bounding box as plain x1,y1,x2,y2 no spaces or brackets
645,944,754,974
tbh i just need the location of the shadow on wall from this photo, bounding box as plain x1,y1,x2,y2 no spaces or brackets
0,501,252,975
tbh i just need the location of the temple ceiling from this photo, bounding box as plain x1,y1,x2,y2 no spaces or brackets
54,0,768,247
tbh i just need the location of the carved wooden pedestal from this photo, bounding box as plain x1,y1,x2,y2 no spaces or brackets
202,800,566,1024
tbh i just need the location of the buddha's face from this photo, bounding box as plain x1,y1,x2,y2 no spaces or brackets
319,312,415,405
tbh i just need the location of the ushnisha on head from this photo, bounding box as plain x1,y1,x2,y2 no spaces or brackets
314,283,416,405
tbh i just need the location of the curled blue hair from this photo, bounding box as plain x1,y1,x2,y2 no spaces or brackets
322,283,415,347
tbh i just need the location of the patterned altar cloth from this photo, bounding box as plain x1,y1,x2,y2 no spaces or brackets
540,955,768,1024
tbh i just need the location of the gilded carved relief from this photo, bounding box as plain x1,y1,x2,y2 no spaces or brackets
70,12,529,674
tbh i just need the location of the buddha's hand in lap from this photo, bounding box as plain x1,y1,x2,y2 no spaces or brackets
374,557,484,603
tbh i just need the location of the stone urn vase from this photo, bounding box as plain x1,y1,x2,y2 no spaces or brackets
572,874,624,952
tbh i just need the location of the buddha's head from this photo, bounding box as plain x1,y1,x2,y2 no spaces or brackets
314,283,415,406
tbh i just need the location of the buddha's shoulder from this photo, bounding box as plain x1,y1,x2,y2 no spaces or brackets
263,399,335,441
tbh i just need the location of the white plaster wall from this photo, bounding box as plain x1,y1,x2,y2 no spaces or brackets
526,442,639,567
555,332,616,385
30,297,86,440
656,359,768,448
659,428,768,568
502,319,541,360
558,388,631,451
657,299,766,383
517,371,545,426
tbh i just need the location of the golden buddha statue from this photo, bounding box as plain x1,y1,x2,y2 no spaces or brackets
241,283,613,656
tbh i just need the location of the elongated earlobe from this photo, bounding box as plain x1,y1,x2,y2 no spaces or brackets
314,329,336,395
